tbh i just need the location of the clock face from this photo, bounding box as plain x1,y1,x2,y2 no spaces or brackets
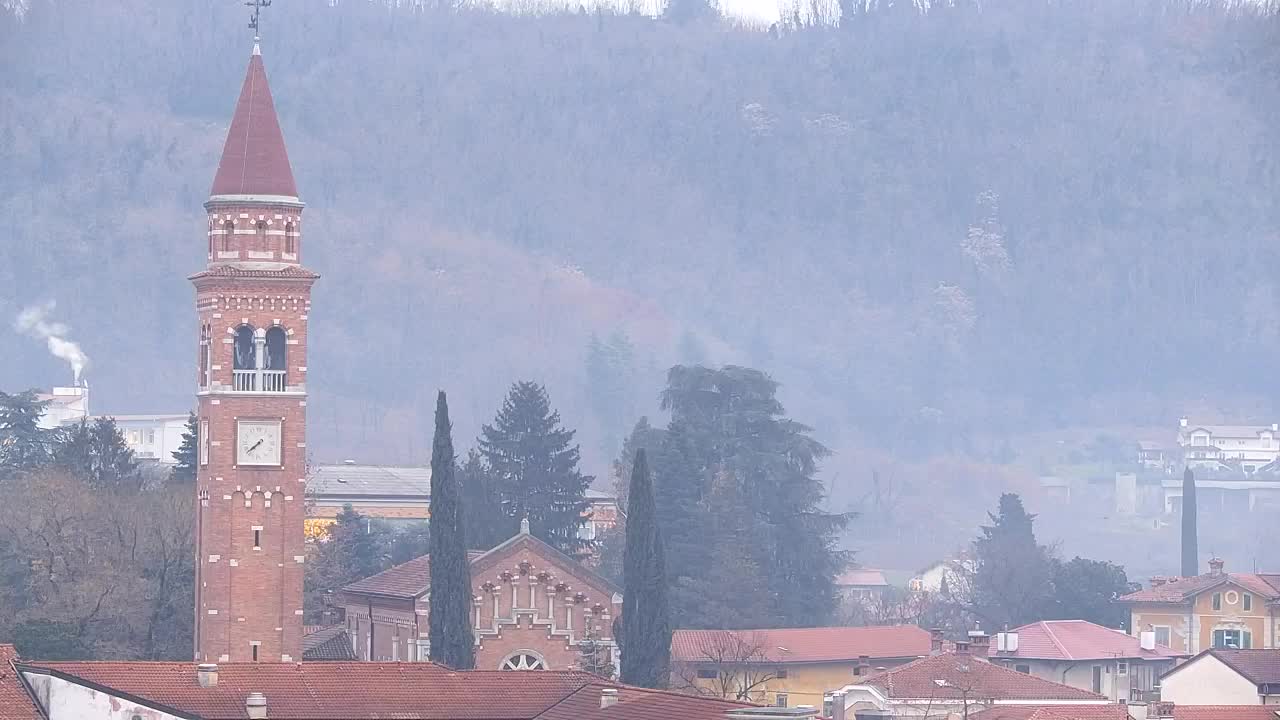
236,420,282,466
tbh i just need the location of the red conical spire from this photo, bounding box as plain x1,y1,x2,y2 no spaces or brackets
210,44,298,198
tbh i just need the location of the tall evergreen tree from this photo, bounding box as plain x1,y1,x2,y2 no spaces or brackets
170,412,198,484
619,450,670,688
478,381,592,555
1182,466,1198,578
612,417,666,512
459,449,507,551
0,390,52,478
660,365,848,627
52,417,141,491
652,421,707,603
972,493,1054,628
428,391,475,669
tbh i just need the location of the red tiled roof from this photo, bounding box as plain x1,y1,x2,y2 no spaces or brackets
0,646,40,720
1118,572,1280,604
971,706,1132,720
536,683,750,720
343,550,488,599
671,625,930,665
857,653,1105,701
210,47,298,198
1173,707,1280,719
189,264,320,281
302,625,357,661
1209,648,1280,684
998,620,1183,661
18,662,650,720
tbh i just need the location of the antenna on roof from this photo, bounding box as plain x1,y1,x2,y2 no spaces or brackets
246,0,271,42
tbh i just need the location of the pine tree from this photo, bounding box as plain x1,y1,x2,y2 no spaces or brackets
478,382,592,555
1182,467,1198,578
972,493,1054,628
170,412,198,484
460,449,506,551
329,504,388,579
0,390,53,478
52,417,141,491
619,450,671,688
428,391,475,669
612,417,666,512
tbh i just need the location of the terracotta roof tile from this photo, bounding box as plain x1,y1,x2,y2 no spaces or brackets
344,553,433,597
1172,707,1280,719
997,620,1184,661
671,626,930,665
1119,572,1280,604
857,653,1106,701
302,625,357,661
0,646,40,720
18,662,606,719
210,48,298,198
1200,648,1280,684
835,568,889,587
971,706,1132,720
536,683,750,720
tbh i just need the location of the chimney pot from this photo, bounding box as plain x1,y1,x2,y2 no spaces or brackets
246,692,267,719
829,691,847,720
197,663,218,688
1180,417,1188,428
600,688,619,709
930,628,945,656
1209,557,1225,576
955,640,971,656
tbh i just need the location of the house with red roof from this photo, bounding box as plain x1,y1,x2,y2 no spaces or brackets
985,620,1184,703
1117,558,1280,654
1158,648,1280,706
340,520,620,672
670,625,931,709
829,647,1113,718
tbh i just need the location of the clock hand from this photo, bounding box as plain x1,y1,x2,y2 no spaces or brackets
248,439,264,453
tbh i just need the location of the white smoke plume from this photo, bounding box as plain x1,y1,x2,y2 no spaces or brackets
14,302,90,383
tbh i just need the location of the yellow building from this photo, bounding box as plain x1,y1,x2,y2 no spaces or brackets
1118,558,1280,654
670,625,930,709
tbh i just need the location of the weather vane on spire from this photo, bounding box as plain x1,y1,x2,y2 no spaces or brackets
246,0,272,39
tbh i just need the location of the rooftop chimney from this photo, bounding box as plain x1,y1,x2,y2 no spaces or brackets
197,663,218,688
828,690,847,720
1140,630,1157,651
600,688,619,709
955,640,971,656
1150,576,1166,587
1180,417,1189,428
930,628,944,656
968,626,990,656
246,693,267,719
1209,557,1225,576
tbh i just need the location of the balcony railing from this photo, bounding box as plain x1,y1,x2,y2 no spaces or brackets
232,369,287,392
233,369,257,391
262,370,286,392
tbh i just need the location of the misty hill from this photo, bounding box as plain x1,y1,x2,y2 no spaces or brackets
4,0,1280,570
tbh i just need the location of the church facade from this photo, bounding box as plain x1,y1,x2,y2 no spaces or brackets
192,42,316,663
340,523,622,672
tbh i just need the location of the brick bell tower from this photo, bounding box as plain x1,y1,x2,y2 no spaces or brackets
191,40,317,663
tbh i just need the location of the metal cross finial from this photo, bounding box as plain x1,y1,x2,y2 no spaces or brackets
246,0,272,37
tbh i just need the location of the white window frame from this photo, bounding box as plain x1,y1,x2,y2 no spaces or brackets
1153,625,1171,648
1117,660,1128,676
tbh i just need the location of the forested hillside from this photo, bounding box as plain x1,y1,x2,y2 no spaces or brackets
4,0,1280,569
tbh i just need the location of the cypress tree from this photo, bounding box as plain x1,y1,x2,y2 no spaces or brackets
1181,467,1198,578
428,391,475,669
619,449,671,687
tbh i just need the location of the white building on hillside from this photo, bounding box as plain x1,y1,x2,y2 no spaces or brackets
1178,418,1280,474
34,386,89,429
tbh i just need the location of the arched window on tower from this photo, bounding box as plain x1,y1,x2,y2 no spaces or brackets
208,221,215,257
256,220,267,252
284,222,296,256
221,221,234,253
233,325,256,391
263,326,287,392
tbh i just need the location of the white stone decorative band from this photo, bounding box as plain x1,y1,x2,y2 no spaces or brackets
206,194,305,208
